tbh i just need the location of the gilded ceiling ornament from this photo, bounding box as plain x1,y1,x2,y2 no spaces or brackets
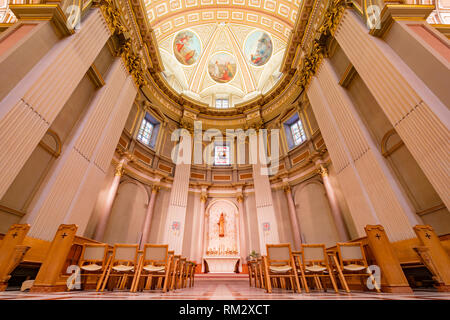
296,0,347,91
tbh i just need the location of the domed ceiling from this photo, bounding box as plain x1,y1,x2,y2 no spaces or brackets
143,0,302,107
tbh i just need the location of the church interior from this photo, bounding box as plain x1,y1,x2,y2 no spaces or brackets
0,0,449,302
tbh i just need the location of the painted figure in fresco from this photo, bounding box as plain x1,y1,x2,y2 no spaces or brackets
218,213,225,238
246,32,273,67
174,33,197,65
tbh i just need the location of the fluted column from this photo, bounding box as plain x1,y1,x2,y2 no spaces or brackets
23,58,137,240
252,159,280,255
163,162,191,254
282,184,302,250
0,9,110,199
306,58,419,241
198,192,207,272
139,184,160,248
334,9,450,209
236,192,247,272
317,163,349,241
94,158,126,241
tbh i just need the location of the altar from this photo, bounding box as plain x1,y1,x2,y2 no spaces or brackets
204,256,240,273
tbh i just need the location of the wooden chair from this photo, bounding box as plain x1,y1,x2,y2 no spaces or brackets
77,243,110,291
99,244,138,292
292,251,310,293
188,261,196,287
263,244,301,293
178,257,186,289
131,244,172,293
301,244,338,293
248,260,256,287
254,257,264,289
336,242,381,293
170,255,181,290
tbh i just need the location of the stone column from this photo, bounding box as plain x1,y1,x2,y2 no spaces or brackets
252,158,280,255
306,58,418,242
334,9,450,209
139,184,160,248
24,59,137,240
282,184,302,250
317,163,349,241
236,192,248,272
93,158,127,241
198,191,207,272
0,9,110,199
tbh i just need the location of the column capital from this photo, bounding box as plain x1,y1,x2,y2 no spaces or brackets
317,164,328,177
115,162,125,177
282,183,291,193
151,184,160,193
236,193,244,203
200,193,208,203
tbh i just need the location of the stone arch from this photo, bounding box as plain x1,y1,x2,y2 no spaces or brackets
103,179,149,244
294,179,340,247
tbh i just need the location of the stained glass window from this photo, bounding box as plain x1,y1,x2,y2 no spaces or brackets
215,99,229,108
290,119,307,146
214,145,230,165
137,116,154,146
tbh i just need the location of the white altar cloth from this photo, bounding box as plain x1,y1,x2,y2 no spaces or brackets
204,256,240,273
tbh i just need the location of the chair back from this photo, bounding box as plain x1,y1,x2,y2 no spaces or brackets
337,242,368,269
266,243,292,266
143,244,168,266
79,244,108,267
301,244,328,267
111,244,139,266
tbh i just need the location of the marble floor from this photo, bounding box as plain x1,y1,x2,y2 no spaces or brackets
0,278,449,300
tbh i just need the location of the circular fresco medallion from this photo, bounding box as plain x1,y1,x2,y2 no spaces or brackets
173,30,202,65
244,31,273,67
208,52,237,84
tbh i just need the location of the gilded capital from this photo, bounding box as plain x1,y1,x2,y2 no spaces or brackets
317,164,328,177
283,184,291,193
200,193,208,203
236,193,244,203
115,162,125,176
151,184,160,193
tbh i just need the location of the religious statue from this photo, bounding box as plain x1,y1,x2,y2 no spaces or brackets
218,213,225,238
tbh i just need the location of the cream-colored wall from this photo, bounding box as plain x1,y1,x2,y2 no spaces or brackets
84,163,116,239
271,189,295,245
103,180,149,244
182,192,197,258
384,21,450,107
149,187,171,243
327,163,358,239
244,193,260,254
0,21,60,102
294,180,340,247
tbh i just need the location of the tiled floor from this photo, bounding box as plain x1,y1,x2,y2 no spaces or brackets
1,278,449,300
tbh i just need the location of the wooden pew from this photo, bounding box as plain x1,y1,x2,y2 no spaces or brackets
0,224,31,290
327,225,450,293
413,225,450,291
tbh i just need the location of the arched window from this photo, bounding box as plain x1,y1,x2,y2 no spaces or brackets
290,119,307,146
137,112,160,149
284,113,307,149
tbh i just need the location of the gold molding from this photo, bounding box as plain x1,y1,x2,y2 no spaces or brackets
339,63,357,88
87,64,105,88
369,4,435,38
0,204,26,217
431,24,450,39
8,4,74,36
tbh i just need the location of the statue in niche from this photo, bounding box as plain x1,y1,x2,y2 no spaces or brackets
218,213,225,238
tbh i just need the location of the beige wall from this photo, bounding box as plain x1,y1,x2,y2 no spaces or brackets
294,180,340,247
103,179,149,244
